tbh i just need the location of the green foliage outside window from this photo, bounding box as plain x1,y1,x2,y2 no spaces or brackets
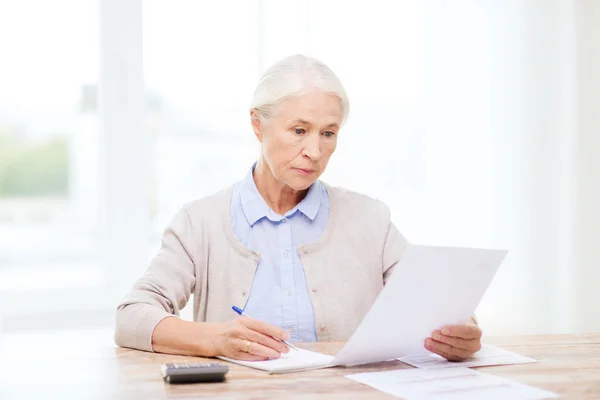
0,131,68,197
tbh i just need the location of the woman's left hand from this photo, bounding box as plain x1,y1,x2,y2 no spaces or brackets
424,323,482,361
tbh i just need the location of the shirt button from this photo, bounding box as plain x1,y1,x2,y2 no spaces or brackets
311,287,318,292
283,250,289,258
288,327,294,333
285,289,292,296
281,217,287,223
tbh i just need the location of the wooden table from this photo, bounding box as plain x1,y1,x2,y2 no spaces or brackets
1,328,599,399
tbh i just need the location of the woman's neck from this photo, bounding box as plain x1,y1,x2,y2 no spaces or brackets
253,158,308,215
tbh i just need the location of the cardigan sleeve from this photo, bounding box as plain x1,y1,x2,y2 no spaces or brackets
382,221,409,285
114,207,198,352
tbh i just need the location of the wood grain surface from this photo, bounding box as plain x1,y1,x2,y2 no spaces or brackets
1,328,598,399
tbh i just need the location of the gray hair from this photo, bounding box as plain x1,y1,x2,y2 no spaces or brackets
250,54,350,124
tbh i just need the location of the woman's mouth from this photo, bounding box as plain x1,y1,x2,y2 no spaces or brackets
294,167,315,175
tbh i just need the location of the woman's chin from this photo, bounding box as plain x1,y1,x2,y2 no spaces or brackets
286,176,319,191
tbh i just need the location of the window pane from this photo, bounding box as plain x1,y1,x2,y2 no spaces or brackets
144,0,259,231
0,1,101,296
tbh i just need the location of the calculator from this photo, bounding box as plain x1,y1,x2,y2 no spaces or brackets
161,362,229,384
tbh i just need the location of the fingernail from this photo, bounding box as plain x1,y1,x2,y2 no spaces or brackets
426,339,433,347
442,328,450,335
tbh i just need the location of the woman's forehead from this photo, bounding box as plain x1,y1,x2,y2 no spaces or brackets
277,92,343,122
285,117,340,129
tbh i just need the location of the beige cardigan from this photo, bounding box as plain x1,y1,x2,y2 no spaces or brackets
115,184,408,352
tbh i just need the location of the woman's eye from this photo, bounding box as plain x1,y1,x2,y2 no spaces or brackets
294,128,306,135
323,131,336,138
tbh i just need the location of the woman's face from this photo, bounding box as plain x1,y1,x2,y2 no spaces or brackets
252,90,343,190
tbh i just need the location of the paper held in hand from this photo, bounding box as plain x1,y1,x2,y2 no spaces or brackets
219,245,507,373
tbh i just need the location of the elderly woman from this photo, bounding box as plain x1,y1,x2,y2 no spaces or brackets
115,54,482,362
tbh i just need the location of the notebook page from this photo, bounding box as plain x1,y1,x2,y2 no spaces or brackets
218,348,335,373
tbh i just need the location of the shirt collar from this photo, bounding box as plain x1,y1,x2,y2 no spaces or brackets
239,164,322,226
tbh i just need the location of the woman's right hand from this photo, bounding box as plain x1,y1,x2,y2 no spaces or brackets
207,316,291,361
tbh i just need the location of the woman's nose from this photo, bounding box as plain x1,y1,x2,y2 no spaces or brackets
302,134,321,160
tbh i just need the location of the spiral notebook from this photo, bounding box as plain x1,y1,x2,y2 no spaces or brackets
218,348,338,374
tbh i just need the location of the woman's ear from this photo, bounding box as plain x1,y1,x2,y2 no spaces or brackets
250,109,263,142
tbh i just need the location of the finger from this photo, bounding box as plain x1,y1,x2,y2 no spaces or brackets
229,339,268,361
428,347,463,362
425,338,472,361
432,330,482,353
440,324,482,340
232,351,269,361
244,328,290,354
237,339,281,359
240,316,290,341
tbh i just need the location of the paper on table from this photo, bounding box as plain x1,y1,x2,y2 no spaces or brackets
398,345,537,369
347,367,558,400
332,245,507,366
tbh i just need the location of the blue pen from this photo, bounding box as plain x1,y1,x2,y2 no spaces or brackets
232,306,298,351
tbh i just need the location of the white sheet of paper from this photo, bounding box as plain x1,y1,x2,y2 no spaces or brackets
347,367,558,400
332,245,507,366
398,345,537,369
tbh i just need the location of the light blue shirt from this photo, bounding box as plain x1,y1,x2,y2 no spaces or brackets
230,165,329,342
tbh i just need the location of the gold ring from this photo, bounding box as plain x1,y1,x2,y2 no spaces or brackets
244,340,252,353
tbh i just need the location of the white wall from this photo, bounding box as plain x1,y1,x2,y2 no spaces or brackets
572,0,600,332
476,0,600,335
